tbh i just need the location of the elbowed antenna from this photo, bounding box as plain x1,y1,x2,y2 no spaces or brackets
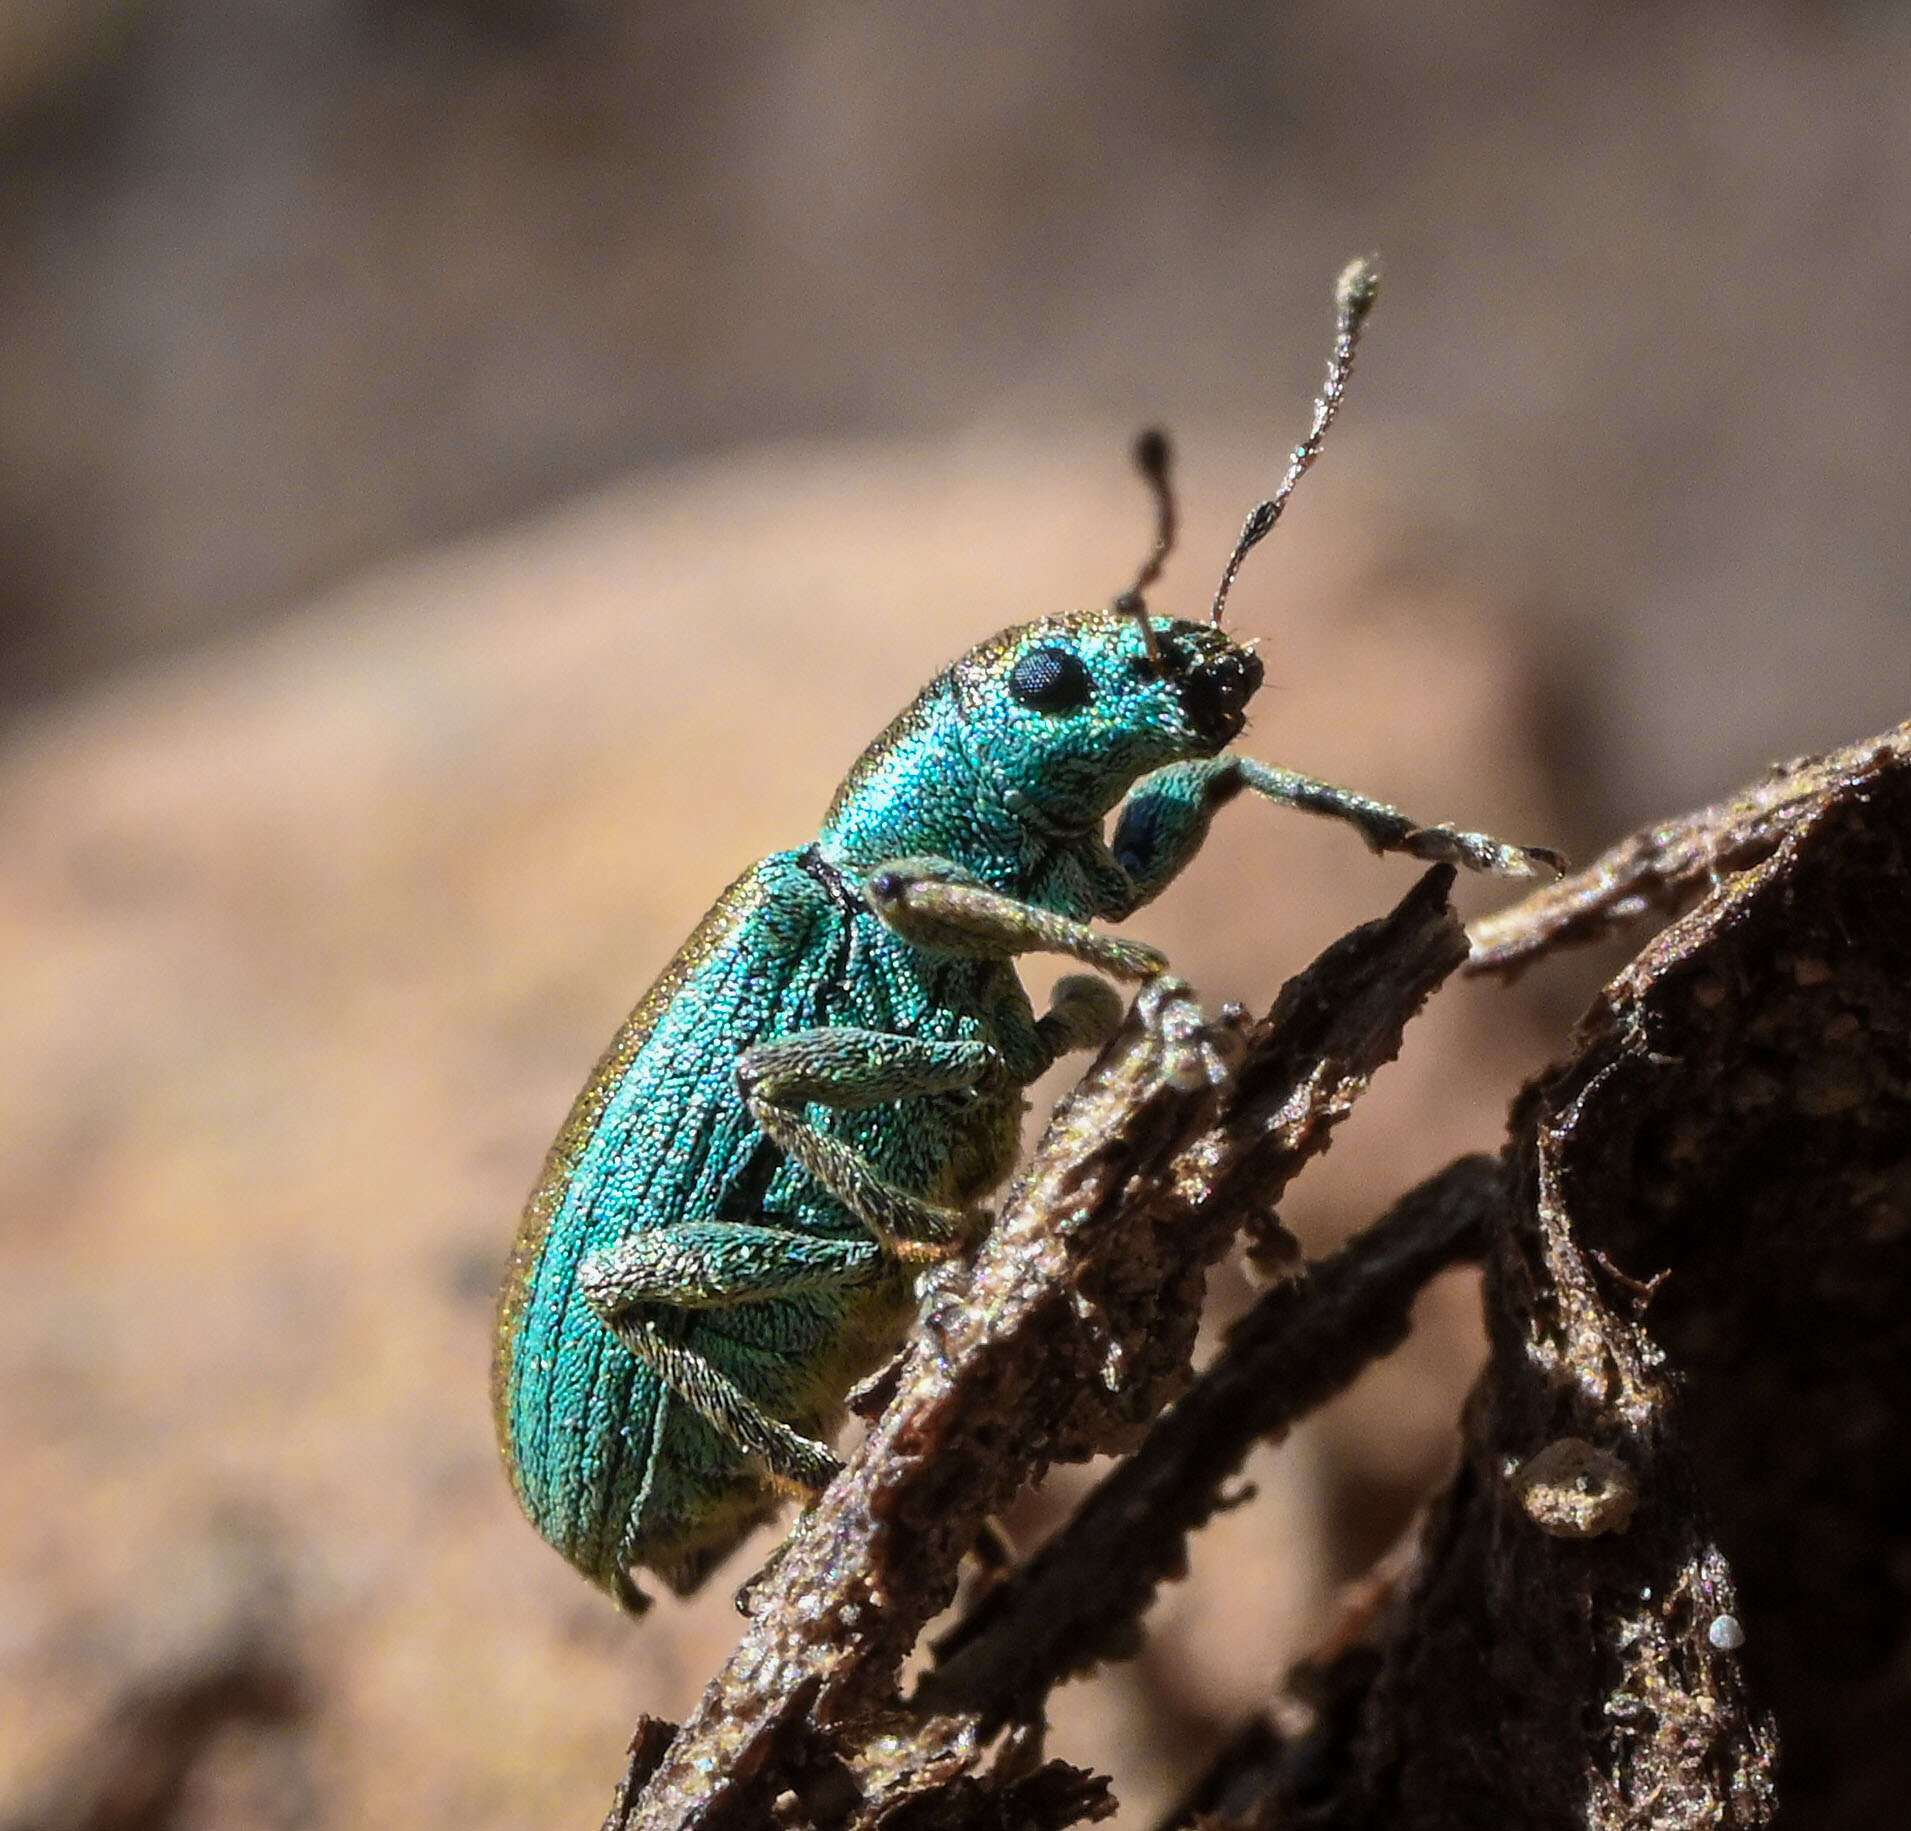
1210,255,1381,627
1113,426,1175,667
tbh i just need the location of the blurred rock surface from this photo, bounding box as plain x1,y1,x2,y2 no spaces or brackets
2,1,1908,838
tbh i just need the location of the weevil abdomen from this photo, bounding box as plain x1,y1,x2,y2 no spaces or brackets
492,847,1029,1597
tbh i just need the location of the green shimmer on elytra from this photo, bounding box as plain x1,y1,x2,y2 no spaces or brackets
492,596,1553,1612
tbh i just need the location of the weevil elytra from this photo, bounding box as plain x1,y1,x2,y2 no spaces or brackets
492,260,1562,1612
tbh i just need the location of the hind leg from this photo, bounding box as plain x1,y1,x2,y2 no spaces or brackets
579,1222,886,1494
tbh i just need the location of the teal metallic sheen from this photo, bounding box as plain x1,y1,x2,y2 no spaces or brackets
492,600,1550,1609
493,606,1258,1606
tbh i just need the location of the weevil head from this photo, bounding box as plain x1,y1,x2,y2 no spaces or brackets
818,605,1263,875
952,606,1263,802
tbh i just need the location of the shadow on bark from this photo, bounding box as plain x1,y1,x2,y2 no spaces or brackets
611,720,1911,1831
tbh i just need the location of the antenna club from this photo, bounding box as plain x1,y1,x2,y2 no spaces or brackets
1335,255,1381,321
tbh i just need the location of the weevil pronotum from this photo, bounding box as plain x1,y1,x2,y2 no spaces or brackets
492,259,1562,1612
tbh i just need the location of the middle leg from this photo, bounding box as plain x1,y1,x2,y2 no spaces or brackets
737,1026,999,1263
579,1221,887,1494
861,855,1168,979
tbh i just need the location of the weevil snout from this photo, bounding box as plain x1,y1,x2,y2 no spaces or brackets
1166,628,1264,750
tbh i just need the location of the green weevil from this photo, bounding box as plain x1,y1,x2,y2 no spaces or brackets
492,260,1560,1612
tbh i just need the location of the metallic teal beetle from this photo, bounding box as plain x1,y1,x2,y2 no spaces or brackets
491,262,1560,1611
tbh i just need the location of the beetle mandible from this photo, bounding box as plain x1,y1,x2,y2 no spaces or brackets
492,259,1561,1612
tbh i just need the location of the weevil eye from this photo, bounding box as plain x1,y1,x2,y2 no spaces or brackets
1007,644,1092,712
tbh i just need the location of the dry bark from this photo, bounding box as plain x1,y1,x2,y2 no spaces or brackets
610,867,1471,1830
1178,719,1911,1831
612,718,1911,1831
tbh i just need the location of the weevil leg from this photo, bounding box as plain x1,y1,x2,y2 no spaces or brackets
580,1227,885,1501
736,1030,996,1109
599,1311,844,1496
1228,759,1565,875
611,1567,652,1616
861,855,1167,979
580,1223,884,1312
1109,756,1563,913
733,1535,796,1618
748,1104,977,1263
738,1027,998,1261
1103,758,1243,912
1032,973,1126,1062
966,965,1124,1090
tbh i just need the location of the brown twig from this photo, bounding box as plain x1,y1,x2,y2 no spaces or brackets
919,1152,1506,1729
1464,719,1909,976
615,866,1469,1830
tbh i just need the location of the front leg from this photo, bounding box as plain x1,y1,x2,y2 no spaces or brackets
1109,756,1564,912
1031,974,1126,1066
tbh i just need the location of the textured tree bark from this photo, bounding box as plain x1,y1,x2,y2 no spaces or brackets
608,720,1911,1831
607,868,1472,1831
1187,720,1911,1831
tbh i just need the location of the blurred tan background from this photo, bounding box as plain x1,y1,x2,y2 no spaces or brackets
2,3,1907,1824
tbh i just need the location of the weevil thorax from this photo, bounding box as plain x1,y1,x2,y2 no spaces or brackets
816,606,1263,891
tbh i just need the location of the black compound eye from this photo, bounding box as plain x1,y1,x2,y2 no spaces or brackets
1007,644,1092,712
